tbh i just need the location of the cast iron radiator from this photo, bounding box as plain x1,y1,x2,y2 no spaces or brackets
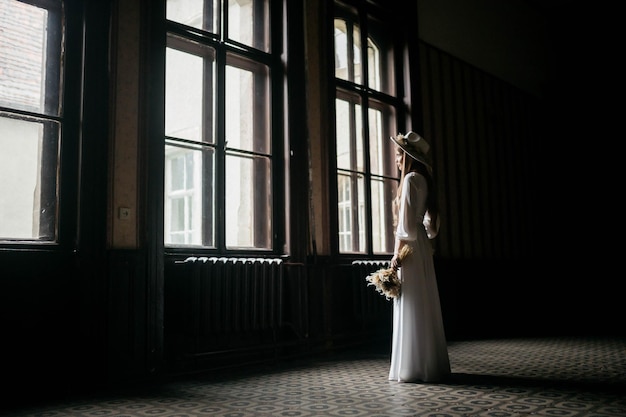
170,256,284,357
351,260,393,323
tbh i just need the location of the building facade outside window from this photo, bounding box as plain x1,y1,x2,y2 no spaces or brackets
164,0,279,251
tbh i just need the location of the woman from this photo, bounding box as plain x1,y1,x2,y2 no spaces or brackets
388,131,451,383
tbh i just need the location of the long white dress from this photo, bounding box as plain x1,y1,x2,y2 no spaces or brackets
389,171,451,383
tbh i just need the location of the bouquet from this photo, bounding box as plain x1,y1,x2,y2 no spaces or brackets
365,245,412,300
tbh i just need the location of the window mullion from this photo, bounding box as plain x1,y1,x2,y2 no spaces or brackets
202,55,215,246
215,46,227,251
360,94,373,254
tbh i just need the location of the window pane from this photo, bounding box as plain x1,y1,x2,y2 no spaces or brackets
335,99,351,170
333,19,361,84
228,0,269,52
335,98,364,172
367,38,380,91
354,105,363,171
0,0,62,116
371,177,396,254
225,152,271,249
368,108,384,175
352,24,362,85
166,44,215,143
368,105,396,177
337,171,365,253
225,56,270,154
166,0,219,33
169,197,186,243
0,115,58,240
337,173,351,252
165,143,214,246
334,20,348,81
366,17,395,94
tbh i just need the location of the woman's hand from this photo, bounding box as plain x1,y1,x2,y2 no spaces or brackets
391,254,401,271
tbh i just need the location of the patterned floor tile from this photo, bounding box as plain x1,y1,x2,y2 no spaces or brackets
3,337,626,417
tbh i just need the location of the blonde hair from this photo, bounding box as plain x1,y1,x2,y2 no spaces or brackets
392,148,438,231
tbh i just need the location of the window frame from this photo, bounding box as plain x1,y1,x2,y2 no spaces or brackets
0,0,84,250
163,0,285,256
330,0,410,257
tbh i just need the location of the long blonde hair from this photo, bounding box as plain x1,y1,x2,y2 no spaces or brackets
392,150,438,230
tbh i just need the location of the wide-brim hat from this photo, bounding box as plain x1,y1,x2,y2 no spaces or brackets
390,131,432,171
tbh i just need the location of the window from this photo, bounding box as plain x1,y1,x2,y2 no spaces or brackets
164,0,278,251
0,0,63,242
333,0,405,255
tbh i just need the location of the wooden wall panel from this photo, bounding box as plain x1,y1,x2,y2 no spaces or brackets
419,42,541,261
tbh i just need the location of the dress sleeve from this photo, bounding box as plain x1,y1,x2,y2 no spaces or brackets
423,210,440,239
395,173,426,242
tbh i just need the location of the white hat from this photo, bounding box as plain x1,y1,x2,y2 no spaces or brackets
390,131,432,170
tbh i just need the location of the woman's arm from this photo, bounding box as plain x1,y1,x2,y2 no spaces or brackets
391,239,408,270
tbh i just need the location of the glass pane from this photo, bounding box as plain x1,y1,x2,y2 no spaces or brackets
367,38,380,91
367,17,395,94
333,19,361,84
337,171,365,253
335,98,363,172
335,99,350,170
371,177,396,254
225,152,271,249
337,173,351,252
354,104,363,171
228,0,269,52
0,115,58,240
334,19,348,81
356,174,365,252
368,105,396,177
368,108,384,175
166,0,219,33
0,0,62,116
352,24,362,85
225,57,270,154
166,45,215,143
164,143,215,246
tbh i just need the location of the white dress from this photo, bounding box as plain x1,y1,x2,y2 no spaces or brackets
389,171,451,383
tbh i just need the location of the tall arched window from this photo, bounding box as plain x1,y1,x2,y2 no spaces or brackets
164,0,282,252
333,0,407,255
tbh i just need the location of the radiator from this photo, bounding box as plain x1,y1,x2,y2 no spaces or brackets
352,260,393,320
177,256,284,353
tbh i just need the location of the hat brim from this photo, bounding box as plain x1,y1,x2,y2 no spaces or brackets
389,135,432,171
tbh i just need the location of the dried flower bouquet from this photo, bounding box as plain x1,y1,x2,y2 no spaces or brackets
365,245,412,300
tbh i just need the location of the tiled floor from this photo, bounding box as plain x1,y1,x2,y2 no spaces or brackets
4,336,626,417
